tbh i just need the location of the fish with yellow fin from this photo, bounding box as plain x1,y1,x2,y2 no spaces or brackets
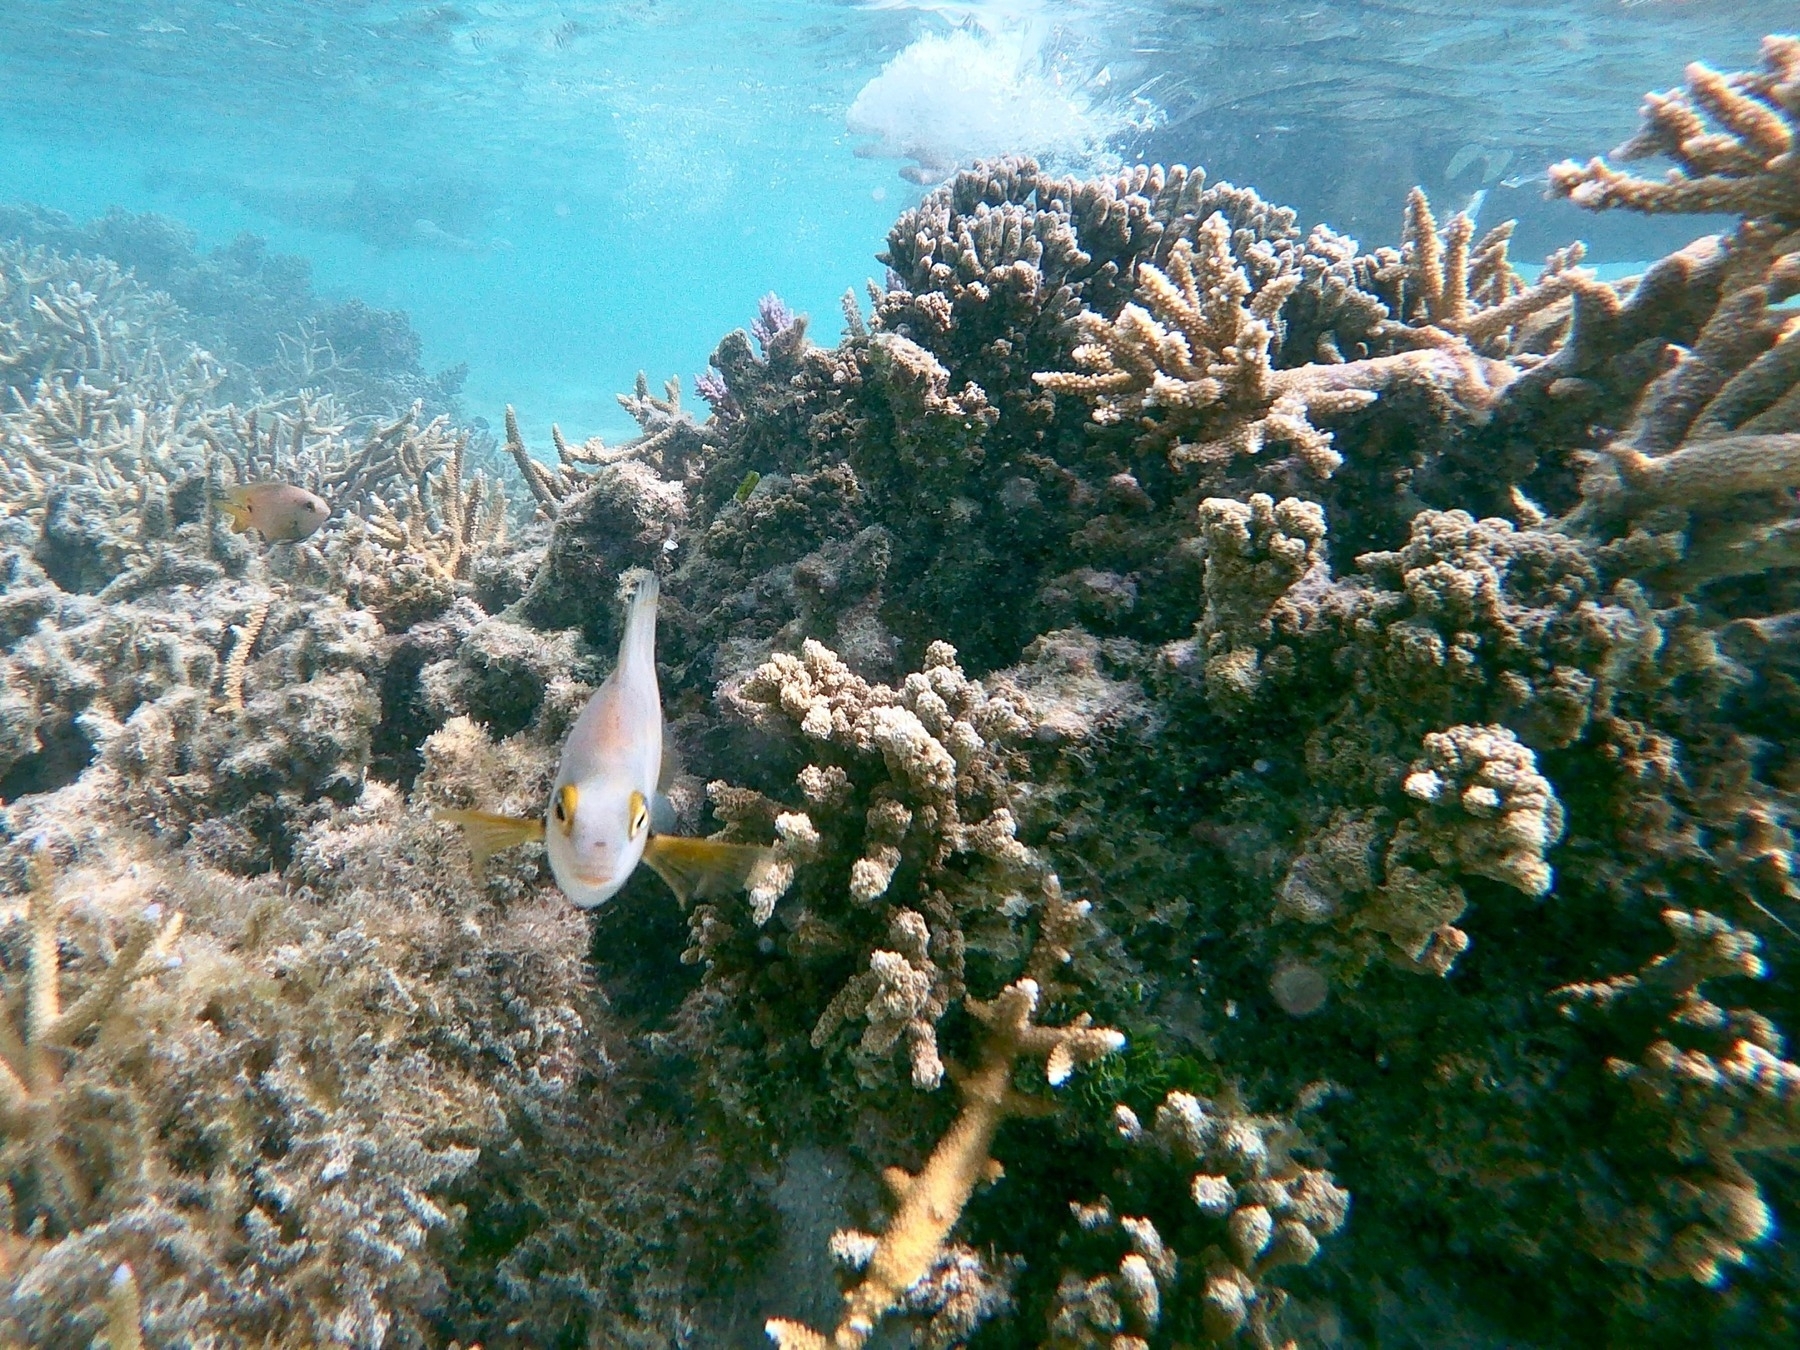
217,483,331,542
436,570,774,908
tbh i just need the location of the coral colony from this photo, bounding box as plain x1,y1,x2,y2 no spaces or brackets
1,34,1799,1350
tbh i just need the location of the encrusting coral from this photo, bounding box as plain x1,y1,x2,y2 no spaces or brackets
6,33,1800,1350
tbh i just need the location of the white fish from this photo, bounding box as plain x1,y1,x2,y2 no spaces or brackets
436,569,772,909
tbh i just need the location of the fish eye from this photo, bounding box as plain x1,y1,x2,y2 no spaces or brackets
554,784,578,835
627,790,649,840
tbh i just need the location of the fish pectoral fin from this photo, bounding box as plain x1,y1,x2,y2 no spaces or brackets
434,808,545,880
641,835,775,905
649,791,679,837
215,497,252,532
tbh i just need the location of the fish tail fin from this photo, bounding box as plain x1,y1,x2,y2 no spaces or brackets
215,490,252,533
642,834,775,905
617,567,660,672
434,808,546,880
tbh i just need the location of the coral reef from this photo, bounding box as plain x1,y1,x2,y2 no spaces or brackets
5,33,1800,1350
0,203,466,417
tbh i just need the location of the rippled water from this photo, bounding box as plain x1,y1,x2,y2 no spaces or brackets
0,0,1789,438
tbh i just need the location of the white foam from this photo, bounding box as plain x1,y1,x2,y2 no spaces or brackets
847,20,1151,182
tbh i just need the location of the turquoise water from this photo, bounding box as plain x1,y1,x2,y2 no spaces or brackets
0,0,1790,442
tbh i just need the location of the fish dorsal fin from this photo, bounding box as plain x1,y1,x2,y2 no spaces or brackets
641,835,774,905
434,808,545,880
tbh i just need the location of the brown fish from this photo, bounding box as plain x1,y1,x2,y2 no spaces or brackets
217,484,330,542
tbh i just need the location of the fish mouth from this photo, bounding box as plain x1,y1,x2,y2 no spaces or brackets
570,869,614,890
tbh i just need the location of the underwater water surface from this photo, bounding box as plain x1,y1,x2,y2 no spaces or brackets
0,0,1790,441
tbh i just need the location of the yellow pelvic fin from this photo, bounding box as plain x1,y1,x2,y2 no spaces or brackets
641,834,775,905
434,808,545,880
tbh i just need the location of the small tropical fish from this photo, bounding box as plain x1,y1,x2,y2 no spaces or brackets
217,483,330,542
436,570,774,909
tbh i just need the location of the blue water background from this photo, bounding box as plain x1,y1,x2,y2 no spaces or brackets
0,2,1790,444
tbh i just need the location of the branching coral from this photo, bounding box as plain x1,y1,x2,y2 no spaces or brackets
702,638,1043,1093
213,593,271,714
200,397,464,515
1360,187,1597,356
810,907,954,1091
1035,211,1511,483
1549,36,1800,223
1540,53,1800,606
364,431,507,581
768,909,1124,1350
0,779,602,1346
10,38,1800,1350
1192,493,1327,712
501,402,672,518
0,847,180,1232
0,244,222,587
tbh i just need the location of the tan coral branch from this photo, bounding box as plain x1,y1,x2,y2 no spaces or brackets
769,966,1122,1350
216,597,272,714
1605,433,1800,506
1549,37,1800,222
1036,209,1513,477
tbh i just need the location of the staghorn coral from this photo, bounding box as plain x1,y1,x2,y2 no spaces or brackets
1548,36,1800,224
213,593,271,714
0,244,223,591
768,946,1124,1350
1357,187,1597,357
1034,210,1512,484
0,203,466,418
0,751,608,1347
0,847,181,1237
500,401,691,520
364,431,508,582
201,397,469,518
